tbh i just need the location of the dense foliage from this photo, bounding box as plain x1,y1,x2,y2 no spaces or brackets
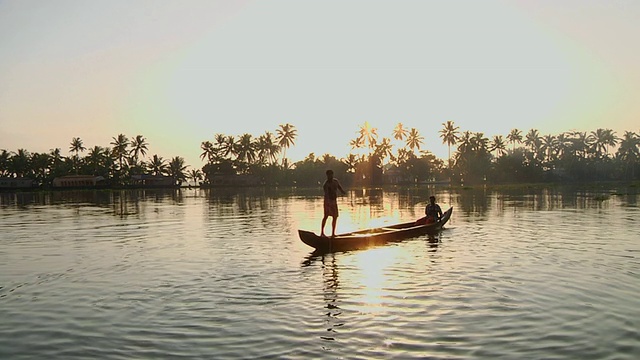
1,122,639,188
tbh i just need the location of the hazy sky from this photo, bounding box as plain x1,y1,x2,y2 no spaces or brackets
1,0,638,168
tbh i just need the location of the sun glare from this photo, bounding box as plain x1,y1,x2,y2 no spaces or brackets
347,247,404,314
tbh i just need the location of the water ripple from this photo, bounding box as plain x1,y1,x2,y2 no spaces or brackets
1,189,639,359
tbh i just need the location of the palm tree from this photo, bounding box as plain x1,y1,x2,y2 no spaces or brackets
490,135,507,158
130,135,148,163
9,149,30,177
393,123,409,141
256,131,280,165
236,133,256,170
0,150,10,176
69,137,86,173
188,169,203,186
102,147,117,178
589,128,618,159
69,137,85,156
30,152,50,183
276,123,297,167
148,154,168,176
453,131,473,171
86,146,105,175
48,148,65,176
221,135,237,159
349,137,365,151
439,120,459,168
524,129,541,152
616,131,639,178
127,156,147,176
200,141,215,163
394,148,411,167
110,134,129,171
555,132,571,160
167,156,188,185
213,133,227,162
507,129,523,152
471,132,489,152
524,129,543,162
567,131,590,159
406,128,424,154
374,137,394,165
343,153,359,173
358,121,378,154
541,134,557,163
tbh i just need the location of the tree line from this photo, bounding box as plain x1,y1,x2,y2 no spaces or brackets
1,121,639,188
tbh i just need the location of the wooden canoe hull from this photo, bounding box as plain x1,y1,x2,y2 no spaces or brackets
298,207,453,252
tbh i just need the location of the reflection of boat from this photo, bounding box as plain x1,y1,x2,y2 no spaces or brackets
298,207,453,252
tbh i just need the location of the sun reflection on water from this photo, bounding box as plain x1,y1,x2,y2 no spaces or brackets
345,246,405,314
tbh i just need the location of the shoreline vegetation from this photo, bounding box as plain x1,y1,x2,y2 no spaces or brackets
1,122,639,190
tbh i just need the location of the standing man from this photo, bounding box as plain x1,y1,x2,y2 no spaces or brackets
321,169,346,237
425,195,443,224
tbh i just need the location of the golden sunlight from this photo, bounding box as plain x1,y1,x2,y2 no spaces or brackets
347,247,404,314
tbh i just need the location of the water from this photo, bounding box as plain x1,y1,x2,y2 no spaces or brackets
1,186,639,359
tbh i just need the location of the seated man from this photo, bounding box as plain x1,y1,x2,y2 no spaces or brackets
416,196,442,225
424,195,443,224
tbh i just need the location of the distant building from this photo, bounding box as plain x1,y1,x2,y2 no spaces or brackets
0,177,35,189
130,174,176,187
52,175,105,188
383,168,406,185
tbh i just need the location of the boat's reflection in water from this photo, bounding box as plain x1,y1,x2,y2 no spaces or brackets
301,232,442,343
301,252,342,342
426,233,440,252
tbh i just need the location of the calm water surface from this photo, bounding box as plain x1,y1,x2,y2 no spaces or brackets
1,186,639,359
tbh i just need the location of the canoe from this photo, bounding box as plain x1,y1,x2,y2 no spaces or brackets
298,207,453,252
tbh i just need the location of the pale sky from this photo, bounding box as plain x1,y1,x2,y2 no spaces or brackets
1,0,638,168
